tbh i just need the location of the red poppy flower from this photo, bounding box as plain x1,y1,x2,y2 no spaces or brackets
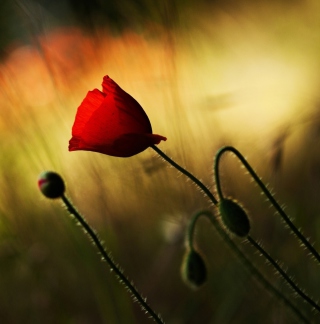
69,76,166,157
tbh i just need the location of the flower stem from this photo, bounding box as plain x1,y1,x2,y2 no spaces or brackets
214,146,320,311
214,146,320,265
61,194,164,324
186,211,205,250
189,211,310,323
151,145,218,204
151,146,308,322
247,235,320,312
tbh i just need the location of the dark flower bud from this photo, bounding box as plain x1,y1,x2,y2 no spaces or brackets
38,171,65,199
181,249,207,289
219,198,250,237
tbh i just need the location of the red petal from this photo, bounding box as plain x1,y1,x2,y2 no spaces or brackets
77,77,153,150
69,133,166,157
68,136,81,151
113,133,167,157
71,89,105,139
101,76,152,133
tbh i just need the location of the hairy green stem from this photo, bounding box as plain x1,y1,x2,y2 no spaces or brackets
214,146,320,264
214,145,320,312
247,235,320,312
188,211,309,323
186,211,204,250
151,145,218,204
61,194,164,324
152,146,308,322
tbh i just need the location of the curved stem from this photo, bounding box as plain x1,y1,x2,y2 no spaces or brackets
247,235,320,312
151,145,309,323
151,146,310,321
187,211,209,250
189,211,309,323
61,194,164,324
151,145,218,204
213,150,224,200
214,146,320,264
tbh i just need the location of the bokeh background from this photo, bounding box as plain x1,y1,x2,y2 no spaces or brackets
1,0,320,323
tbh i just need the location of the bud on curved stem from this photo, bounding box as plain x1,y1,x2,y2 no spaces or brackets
151,148,310,322
214,146,320,265
38,171,65,199
182,211,208,289
218,199,250,237
181,248,207,289
214,147,320,312
184,211,309,323
38,172,164,324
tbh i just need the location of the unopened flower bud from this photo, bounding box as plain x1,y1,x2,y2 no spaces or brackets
219,198,250,237
181,249,207,289
38,171,65,199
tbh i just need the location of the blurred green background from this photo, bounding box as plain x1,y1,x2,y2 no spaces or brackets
1,0,320,323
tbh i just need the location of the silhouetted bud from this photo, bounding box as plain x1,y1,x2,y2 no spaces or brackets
181,249,207,289
219,198,250,237
38,171,65,199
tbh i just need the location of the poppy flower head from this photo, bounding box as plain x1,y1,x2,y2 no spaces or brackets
69,76,166,157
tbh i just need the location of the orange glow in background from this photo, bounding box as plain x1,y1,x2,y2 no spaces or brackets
1,1,320,322
1,1,320,217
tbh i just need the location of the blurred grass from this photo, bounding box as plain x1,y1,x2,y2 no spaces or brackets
0,0,320,323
